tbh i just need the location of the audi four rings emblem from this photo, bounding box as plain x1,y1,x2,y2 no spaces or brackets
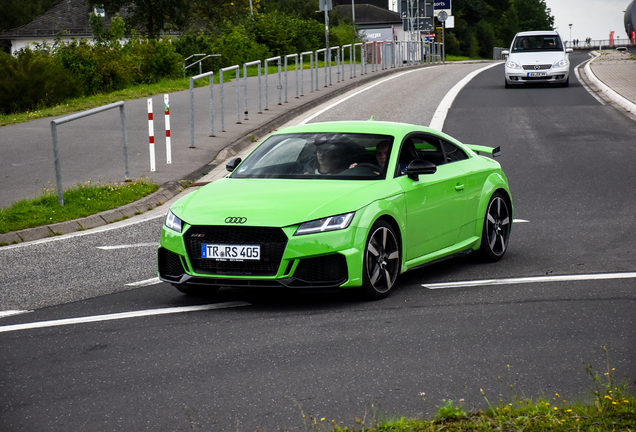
225,217,247,224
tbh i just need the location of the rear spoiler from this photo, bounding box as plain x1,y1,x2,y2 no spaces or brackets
465,144,501,158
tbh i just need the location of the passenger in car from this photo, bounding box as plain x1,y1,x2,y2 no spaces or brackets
305,143,347,175
348,140,392,175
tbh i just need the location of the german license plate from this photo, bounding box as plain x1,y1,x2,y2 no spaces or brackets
201,244,260,261
527,72,547,77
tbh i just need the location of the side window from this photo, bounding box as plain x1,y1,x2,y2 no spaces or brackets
442,140,468,162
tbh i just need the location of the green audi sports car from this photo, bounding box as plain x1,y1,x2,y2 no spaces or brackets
157,120,513,299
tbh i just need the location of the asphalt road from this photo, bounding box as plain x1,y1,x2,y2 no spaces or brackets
1,53,635,432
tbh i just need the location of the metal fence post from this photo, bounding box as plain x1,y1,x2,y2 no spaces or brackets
243,60,262,120
49,101,130,206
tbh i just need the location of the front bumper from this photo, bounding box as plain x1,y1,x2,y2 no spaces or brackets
505,67,569,85
157,223,366,290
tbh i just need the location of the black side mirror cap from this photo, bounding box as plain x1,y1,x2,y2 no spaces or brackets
407,159,437,180
226,157,242,172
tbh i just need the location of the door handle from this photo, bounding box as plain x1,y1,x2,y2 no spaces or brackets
455,183,465,191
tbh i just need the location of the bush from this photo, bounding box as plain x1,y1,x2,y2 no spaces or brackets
210,25,270,67
0,50,81,114
123,38,183,83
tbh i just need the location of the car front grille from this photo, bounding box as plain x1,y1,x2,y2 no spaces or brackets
158,248,186,282
185,226,289,276
522,64,551,70
293,254,348,284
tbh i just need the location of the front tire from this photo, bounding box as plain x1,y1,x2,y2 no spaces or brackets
361,220,400,299
478,192,511,262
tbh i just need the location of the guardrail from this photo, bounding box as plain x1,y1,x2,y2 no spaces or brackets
50,102,130,206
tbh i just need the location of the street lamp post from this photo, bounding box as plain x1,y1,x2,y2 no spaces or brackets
569,23,573,47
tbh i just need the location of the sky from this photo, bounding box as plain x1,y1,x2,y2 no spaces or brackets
545,0,631,42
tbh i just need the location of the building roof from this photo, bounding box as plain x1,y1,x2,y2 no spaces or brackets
0,0,116,38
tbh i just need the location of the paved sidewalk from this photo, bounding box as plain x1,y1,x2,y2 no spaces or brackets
586,49,636,113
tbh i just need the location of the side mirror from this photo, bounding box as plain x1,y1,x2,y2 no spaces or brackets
407,159,437,181
565,48,573,53
502,50,509,56
226,157,242,172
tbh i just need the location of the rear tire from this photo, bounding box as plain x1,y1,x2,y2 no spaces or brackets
361,220,400,300
478,192,511,262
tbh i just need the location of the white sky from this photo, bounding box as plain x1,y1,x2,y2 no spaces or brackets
545,0,631,42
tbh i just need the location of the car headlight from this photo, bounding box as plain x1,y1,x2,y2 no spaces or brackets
294,212,355,236
553,58,569,68
165,210,183,233
506,60,522,70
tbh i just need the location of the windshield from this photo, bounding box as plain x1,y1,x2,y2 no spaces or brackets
231,133,395,179
512,35,563,52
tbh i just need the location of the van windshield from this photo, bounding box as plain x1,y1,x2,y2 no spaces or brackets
513,35,563,52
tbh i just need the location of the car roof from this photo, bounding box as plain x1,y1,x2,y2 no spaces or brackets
514,30,560,37
271,120,438,136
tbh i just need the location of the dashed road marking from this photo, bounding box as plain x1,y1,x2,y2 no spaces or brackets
126,277,162,287
0,302,251,334
424,272,636,289
97,243,159,250
0,310,33,319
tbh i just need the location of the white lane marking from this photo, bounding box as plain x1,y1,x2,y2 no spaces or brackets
0,302,251,334
126,277,162,287
97,243,159,250
299,66,442,125
0,310,33,319
424,272,636,289
429,62,503,131
513,219,529,223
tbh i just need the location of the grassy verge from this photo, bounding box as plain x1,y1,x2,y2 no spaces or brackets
307,347,635,432
0,178,158,235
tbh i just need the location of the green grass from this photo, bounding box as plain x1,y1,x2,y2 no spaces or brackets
304,347,636,432
0,178,158,235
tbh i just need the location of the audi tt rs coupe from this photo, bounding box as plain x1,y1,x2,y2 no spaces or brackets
157,120,513,299
503,30,572,88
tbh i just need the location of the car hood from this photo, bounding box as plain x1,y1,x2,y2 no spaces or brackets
507,51,566,65
171,178,395,227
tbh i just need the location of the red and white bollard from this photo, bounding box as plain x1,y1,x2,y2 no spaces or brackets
164,94,172,164
147,98,156,172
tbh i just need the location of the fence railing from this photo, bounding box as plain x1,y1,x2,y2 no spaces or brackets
50,102,130,206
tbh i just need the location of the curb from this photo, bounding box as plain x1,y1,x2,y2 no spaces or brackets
585,52,636,115
1,62,446,247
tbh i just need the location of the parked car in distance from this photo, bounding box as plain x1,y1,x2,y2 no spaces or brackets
502,30,573,88
157,120,513,300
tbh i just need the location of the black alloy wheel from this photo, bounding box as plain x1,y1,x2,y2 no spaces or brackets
479,192,511,262
362,220,400,299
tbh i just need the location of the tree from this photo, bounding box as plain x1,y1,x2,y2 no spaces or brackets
101,0,192,39
0,0,56,31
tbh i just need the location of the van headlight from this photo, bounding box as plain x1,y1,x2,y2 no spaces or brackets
554,58,569,68
506,60,522,70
